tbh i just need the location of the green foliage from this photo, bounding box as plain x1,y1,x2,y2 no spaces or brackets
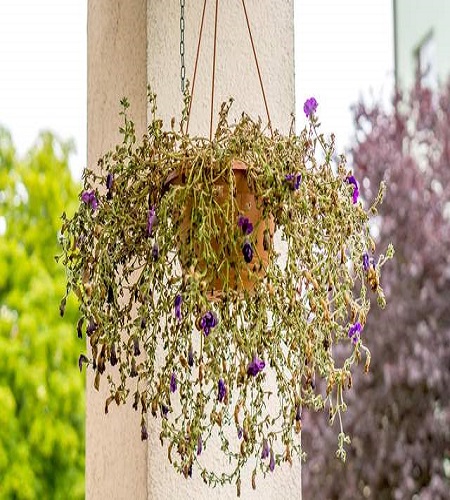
0,128,84,499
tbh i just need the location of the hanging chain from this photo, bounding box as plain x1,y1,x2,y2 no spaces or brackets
180,0,186,93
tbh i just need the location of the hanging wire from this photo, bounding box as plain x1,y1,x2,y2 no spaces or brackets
180,0,186,93
210,0,219,141
186,0,273,139
241,0,273,135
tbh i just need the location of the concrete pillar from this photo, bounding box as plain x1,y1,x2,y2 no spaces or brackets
146,2,298,499
87,1,298,499
87,1,148,499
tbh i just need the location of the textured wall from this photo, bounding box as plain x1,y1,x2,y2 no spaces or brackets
147,2,299,499
86,1,148,499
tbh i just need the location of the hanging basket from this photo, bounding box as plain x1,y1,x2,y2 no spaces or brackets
58,0,394,491
167,159,273,297
60,93,393,490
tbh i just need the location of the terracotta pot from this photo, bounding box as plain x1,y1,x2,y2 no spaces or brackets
169,160,273,297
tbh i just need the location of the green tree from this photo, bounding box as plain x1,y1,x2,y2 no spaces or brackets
0,128,84,499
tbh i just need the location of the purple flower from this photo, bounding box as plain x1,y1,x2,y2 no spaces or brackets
197,435,203,456
269,448,275,472
242,241,253,263
362,253,370,272
161,404,169,418
346,175,359,204
285,173,302,191
81,191,91,204
247,356,265,376
218,378,226,402
133,337,141,356
86,320,98,336
238,215,253,235
188,345,194,367
147,206,157,236
170,371,177,393
348,322,362,344
110,343,118,366
106,172,113,190
174,294,182,321
261,438,269,459
200,311,218,336
237,427,243,439
152,243,159,261
303,97,318,118
81,190,98,210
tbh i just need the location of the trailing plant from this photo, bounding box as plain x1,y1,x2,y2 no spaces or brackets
303,79,450,499
59,90,392,493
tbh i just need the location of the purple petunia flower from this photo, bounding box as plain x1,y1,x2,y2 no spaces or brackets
133,337,141,357
242,241,253,263
218,378,226,402
170,371,177,393
269,449,275,472
188,345,194,367
110,343,118,366
152,243,159,262
303,97,318,118
285,173,302,191
237,427,243,440
81,191,91,204
147,206,157,237
247,356,265,377
348,322,362,344
238,215,253,235
174,294,182,321
197,435,203,456
346,175,359,204
199,311,218,336
81,190,98,210
86,320,98,336
106,172,113,190
261,438,269,459
362,253,370,272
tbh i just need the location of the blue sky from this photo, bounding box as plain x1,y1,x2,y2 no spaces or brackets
0,1,393,178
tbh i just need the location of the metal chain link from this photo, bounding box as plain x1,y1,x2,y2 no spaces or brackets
180,0,186,93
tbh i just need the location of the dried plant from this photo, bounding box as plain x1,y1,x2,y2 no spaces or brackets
59,90,392,492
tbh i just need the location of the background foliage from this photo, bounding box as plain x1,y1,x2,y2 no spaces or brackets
0,128,84,499
303,81,450,499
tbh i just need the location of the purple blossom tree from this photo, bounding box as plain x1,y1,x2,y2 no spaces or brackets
303,79,450,499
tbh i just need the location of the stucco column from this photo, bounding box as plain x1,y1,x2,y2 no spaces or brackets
87,1,148,499
147,2,299,499
87,1,298,498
